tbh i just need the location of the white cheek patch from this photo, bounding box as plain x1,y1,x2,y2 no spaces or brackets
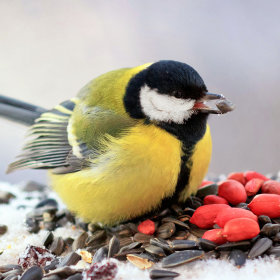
139,85,195,124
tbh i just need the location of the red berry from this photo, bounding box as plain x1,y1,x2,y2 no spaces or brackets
18,245,55,269
227,172,246,185
189,204,230,229
248,194,280,218
218,180,247,205
223,218,260,242
261,180,280,195
198,180,215,189
214,207,258,227
137,219,155,235
85,261,118,280
202,229,227,245
203,195,229,205
245,178,264,196
244,171,269,182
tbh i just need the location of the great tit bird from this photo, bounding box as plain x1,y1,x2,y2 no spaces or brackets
0,60,234,225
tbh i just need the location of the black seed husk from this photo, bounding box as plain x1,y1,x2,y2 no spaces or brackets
150,269,180,279
92,246,109,263
43,232,54,248
162,250,204,268
72,231,88,251
199,239,217,251
170,240,198,250
0,265,22,273
20,266,43,280
229,250,247,267
248,237,273,258
58,252,81,267
216,241,251,251
108,235,120,258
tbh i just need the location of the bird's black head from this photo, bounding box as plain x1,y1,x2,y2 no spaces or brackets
124,60,233,124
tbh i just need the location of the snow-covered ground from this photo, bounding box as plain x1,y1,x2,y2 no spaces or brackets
1,181,280,280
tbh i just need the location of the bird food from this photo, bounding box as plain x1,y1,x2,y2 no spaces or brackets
1,170,280,279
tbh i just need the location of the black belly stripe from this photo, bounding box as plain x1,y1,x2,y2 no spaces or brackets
157,113,208,207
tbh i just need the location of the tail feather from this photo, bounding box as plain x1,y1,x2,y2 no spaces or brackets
0,95,47,125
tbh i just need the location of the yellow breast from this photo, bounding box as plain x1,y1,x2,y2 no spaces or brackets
49,124,182,225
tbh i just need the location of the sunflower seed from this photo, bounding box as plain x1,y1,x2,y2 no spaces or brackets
72,231,88,250
36,198,58,209
119,237,133,247
161,217,190,229
185,196,203,209
216,241,251,251
248,237,272,258
4,275,20,280
3,269,22,278
114,248,145,260
189,226,207,238
173,231,190,240
0,265,22,273
93,247,108,263
127,254,154,269
150,269,180,279
44,267,79,278
145,245,166,257
258,215,271,228
260,223,280,237
20,266,43,280
178,214,191,222
108,236,120,258
49,237,65,256
44,259,60,273
25,217,40,233
162,250,204,268
58,252,81,267
199,239,217,251
183,208,195,215
229,250,247,267
267,246,280,257
235,203,249,210
120,242,142,253
170,240,198,250
273,232,280,242
43,232,54,248
134,233,153,243
150,238,173,254
196,184,218,199
157,223,176,239
85,230,106,247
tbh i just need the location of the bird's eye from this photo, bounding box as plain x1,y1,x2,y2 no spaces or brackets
173,91,184,99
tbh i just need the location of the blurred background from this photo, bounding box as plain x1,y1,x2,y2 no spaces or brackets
0,0,279,184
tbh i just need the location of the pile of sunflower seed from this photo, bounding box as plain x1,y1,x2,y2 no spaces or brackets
1,175,280,280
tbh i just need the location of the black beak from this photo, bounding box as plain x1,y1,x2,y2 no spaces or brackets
193,92,235,114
